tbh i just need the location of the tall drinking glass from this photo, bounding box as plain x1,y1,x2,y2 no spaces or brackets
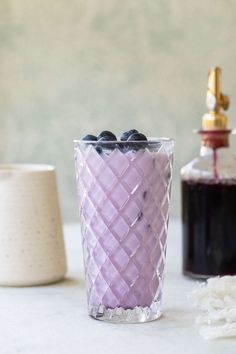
74,138,174,323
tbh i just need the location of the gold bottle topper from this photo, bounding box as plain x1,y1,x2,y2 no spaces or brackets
202,67,229,130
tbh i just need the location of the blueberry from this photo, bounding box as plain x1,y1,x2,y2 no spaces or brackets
98,136,114,142
97,131,117,141
125,132,148,151
96,131,117,154
81,134,97,141
120,129,139,141
95,146,103,154
127,133,147,141
97,137,117,149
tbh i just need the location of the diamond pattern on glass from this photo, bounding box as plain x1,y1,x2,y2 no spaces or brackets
122,233,140,255
90,216,108,238
107,149,130,177
135,150,154,176
122,261,139,286
86,146,106,175
100,258,120,284
100,199,119,224
110,183,129,209
122,200,141,224
99,231,120,254
97,166,117,191
122,167,143,193
112,247,130,272
89,183,106,207
111,217,129,241
75,141,173,318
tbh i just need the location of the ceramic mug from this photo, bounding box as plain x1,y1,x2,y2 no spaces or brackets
0,164,67,286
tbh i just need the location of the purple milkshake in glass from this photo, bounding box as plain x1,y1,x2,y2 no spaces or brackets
74,131,173,323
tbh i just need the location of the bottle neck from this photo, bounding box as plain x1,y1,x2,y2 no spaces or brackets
200,145,230,156
199,130,230,155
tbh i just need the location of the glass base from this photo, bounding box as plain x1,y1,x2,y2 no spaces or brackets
89,301,162,323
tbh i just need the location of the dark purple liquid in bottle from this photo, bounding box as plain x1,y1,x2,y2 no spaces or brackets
182,180,236,278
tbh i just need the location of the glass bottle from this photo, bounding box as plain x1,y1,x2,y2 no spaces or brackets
181,67,236,279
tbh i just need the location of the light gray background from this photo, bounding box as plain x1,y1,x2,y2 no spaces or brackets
1,1,236,221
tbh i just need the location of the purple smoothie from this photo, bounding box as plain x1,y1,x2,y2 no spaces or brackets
75,140,173,312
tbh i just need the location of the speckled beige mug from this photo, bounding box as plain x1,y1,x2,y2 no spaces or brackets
0,164,67,286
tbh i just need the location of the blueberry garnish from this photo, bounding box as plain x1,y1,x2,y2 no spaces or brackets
124,132,148,150
97,131,117,141
120,129,139,141
96,131,117,154
127,133,147,141
81,130,158,154
98,136,115,142
95,146,103,154
82,134,97,141
119,132,149,151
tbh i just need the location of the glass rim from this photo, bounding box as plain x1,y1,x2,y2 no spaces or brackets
74,137,174,145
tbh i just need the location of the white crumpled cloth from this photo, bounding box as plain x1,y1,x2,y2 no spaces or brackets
189,276,236,340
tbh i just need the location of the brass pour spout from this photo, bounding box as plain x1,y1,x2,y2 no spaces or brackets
202,67,229,130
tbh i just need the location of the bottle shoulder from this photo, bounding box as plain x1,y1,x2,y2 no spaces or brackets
181,148,236,182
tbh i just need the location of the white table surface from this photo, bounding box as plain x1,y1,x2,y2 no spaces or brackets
1,219,235,354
